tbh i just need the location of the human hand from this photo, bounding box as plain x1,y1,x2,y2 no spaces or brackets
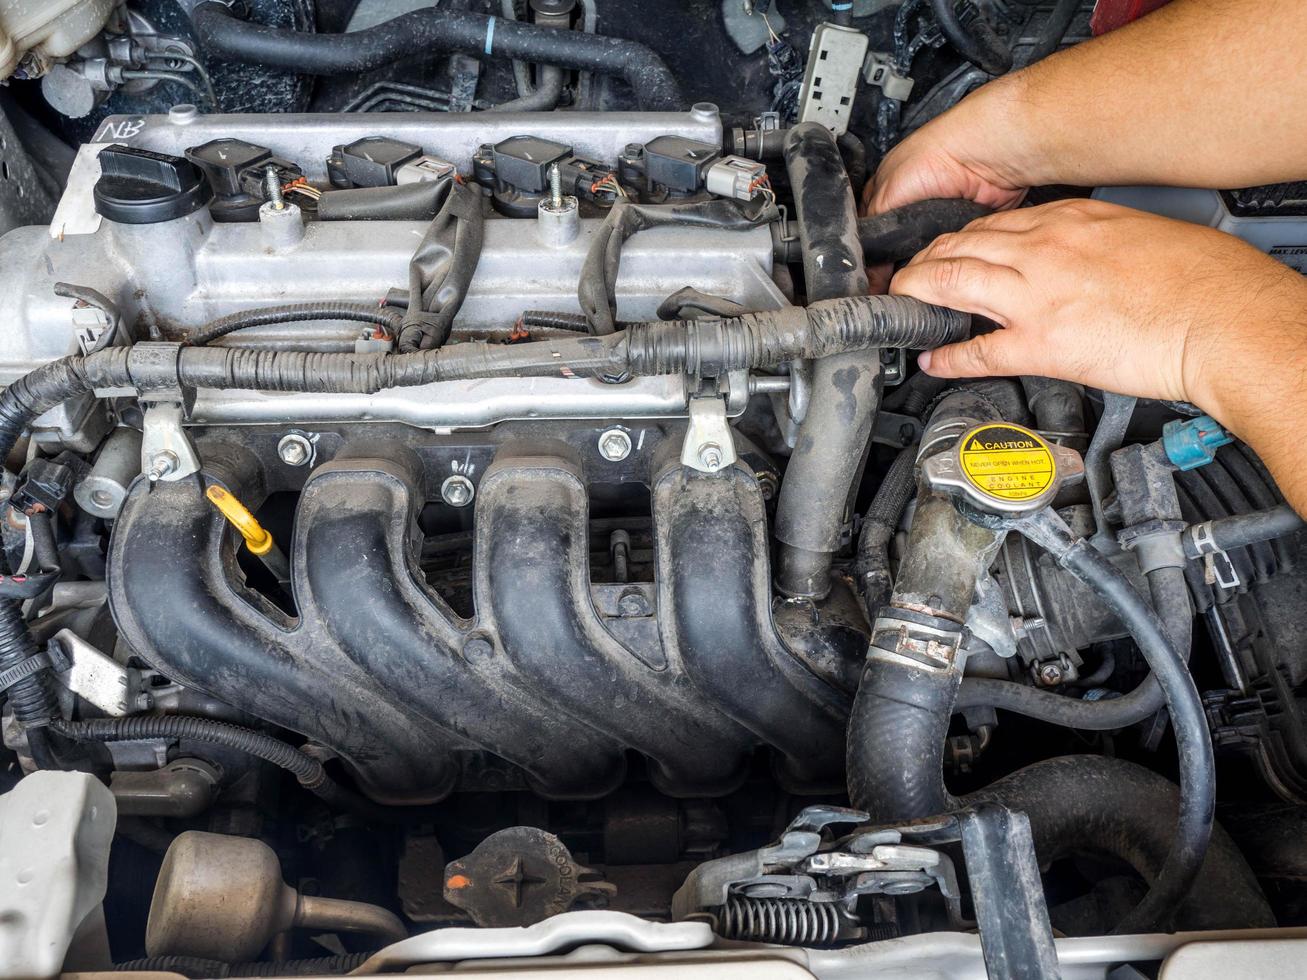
862,78,1033,216
888,198,1307,417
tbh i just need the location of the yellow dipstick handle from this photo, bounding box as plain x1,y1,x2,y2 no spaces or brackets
205,485,274,556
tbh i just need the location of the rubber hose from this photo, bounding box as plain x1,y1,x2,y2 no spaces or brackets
1023,0,1080,64
1019,517,1215,934
114,952,374,978
774,122,879,599
856,199,992,264
964,756,1273,931
955,564,1192,730
855,447,916,622
486,64,564,112
185,303,404,347
1184,504,1303,559
191,3,681,110
927,0,1013,74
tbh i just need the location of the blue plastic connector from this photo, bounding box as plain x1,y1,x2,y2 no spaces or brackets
1162,415,1234,471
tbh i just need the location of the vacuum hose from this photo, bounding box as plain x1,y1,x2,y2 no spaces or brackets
1009,511,1216,934
190,2,682,110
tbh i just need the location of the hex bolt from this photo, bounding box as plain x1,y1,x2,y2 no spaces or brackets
277,433,313,467
548,162,563,210
441,474,475,508
147,451,179,483
617,588,650,618
462,635,494,661
264,164,285,211
598,428,632,462
1037,662,1065,687
698,443,723,471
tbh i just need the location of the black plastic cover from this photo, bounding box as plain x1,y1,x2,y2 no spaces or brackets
185,138,303,222
328,136,422,188
492,135,572,194
644,135,720,193
93,144,213,224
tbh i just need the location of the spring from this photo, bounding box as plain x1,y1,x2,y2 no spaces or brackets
715,897,842,945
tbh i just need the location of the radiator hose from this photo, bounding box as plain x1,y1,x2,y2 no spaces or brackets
846,390,1216,933
190,2,682,110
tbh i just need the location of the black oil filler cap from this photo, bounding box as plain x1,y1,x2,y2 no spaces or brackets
94,144,213,224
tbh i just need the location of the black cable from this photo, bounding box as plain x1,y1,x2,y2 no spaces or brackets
184,303,404,347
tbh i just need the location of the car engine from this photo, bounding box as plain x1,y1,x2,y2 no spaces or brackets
1,2,1305,978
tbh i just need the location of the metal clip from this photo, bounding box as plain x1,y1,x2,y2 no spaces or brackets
140,402,200,482
681,396,738,474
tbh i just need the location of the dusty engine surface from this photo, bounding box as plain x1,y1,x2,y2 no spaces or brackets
1,2,1306,979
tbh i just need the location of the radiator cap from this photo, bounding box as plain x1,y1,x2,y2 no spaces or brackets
93,144,213,224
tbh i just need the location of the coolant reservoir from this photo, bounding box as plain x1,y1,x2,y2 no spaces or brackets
0,0,118,80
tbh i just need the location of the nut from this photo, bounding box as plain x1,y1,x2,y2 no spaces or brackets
441,474,475,507
598,428,632,462
698,443,723,471
147,451,179,482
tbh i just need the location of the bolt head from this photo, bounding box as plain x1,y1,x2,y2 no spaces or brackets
1038,663,1064,686
277,434,313,467
442,474,475,507
698,443,723,470
598,429,632,462
617,589,650,617
463,635,494,661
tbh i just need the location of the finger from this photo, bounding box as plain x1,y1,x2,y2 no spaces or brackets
867,262,892,294
918,331,1026,379
907,228,1031,268
955,205,1047,235
890,256,1026,324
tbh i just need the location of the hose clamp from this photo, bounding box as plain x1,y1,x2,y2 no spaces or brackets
868,611,964,671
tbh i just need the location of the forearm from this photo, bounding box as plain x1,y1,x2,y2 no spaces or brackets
1193,291,1307,518
980,0,1307,190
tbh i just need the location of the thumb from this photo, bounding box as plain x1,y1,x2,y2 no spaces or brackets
919,331,1019,379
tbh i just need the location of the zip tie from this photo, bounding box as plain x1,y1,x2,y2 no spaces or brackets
0,651,52,695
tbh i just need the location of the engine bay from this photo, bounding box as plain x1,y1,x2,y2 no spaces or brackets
1,2,1306,978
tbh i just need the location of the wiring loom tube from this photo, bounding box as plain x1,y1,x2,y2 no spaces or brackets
190,2,682,110
50,716,415,823
184,303,405,347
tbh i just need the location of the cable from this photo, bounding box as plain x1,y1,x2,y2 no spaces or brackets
49,715,438,823
184,303,404,347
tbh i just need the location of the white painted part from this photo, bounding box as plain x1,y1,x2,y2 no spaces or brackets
0,0,118,80
797,24,870,135
0,771,117,978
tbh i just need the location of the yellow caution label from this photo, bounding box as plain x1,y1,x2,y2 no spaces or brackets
959,423,1056,503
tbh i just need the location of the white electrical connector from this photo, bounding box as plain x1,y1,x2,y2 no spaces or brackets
705,156,768,201
395,154,457,184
